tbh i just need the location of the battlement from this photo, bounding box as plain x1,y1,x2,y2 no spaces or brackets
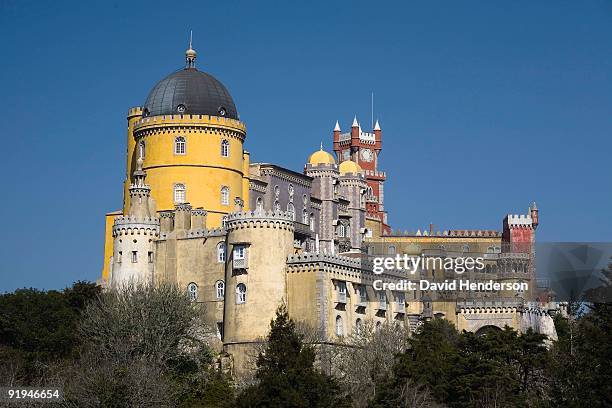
384,229,501,238
287,252,369,269
133,113,246,133
112,216,160,237
127,106,143,117
505,214,533,228
225,210,295,231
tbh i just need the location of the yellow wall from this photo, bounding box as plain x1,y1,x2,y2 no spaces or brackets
125,114,247,226
101,211,121,281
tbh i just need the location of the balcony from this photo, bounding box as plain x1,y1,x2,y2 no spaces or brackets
293,221,312,237
233,258,248,269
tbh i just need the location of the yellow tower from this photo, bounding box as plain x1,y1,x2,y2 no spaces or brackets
101,42,249,281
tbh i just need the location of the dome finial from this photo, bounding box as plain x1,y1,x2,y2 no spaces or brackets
320,141,323,150
185,30,197,69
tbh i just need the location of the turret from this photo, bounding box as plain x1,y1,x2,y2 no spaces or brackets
373,119,382,153
530,202,539,227
333,120,341,153
110,158,160,288
222,210,295,375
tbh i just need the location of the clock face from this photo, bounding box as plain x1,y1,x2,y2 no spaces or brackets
360,148,373,162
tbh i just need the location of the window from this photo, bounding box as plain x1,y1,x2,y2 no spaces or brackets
187,282,198,301
174,183,186,204
217,242,226,263
375,321,382,333
233,245,246,260
274,185,280,197
335,315,344,337
274,201,280,211
338,224,345,237
117,251,122,263
215,280,225,299
356,318,363,335
148,251,154,263
287,203,295,221
174,136,186,155
256,197,263,211
138,141,145,159
358,286,367,303
288,184,294,197
221,139,229,157
222,215,228,229
131,251,137,263
309,213,315,231
303,194,307,204
236,283,247,304
302,211,308,224
388,245,396,255
221,186,230,205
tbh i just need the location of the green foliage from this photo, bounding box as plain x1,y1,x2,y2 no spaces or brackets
0,281,100,384
236,305,349,408
547,303,612,408
371,319,549,408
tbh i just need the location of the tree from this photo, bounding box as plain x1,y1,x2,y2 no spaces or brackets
60,283,233,408
0,281,100,385
236,305,349,408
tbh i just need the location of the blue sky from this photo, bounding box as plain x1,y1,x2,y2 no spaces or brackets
0,0,610,292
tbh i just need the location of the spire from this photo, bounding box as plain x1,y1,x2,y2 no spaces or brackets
531,201,538,211
320,141,323,150
334,120,341,132
352,115,359,127
131,156,147,188
374,119,381,131
185,30,197,69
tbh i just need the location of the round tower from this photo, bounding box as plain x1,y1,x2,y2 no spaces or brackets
111,158,160,288
124,44,248,227
338,160,367,252
222,210,294,375
304,146,339,254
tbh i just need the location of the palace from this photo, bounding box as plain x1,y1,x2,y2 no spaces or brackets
100,44,557,375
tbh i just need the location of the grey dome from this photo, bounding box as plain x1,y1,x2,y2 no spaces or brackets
143,68,238,119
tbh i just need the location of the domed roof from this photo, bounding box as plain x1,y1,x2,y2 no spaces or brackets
308,147,336,165
339,160,362,175
142,47,238,119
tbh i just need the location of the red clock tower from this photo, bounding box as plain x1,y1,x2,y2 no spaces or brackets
333,116,390,233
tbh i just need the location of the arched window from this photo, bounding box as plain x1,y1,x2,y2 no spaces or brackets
174,183,186,204
221,139,230,157
274,201,281,211
388,245,396,255
338,224,345,237
221,186,230,205
288,183,294,197
375,321,382,334
174,136,186,155
215,280,225,299
138,141,145,159
221,215,228,229
335,315,344,337
356,318,363,335
236,283,247,304
217,242,226,263
187,282,198,301
287,203,295,220
256,197,263,211
309,213,315,231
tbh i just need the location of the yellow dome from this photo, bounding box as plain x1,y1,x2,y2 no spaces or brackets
308,148,336,165
339,160,362,175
